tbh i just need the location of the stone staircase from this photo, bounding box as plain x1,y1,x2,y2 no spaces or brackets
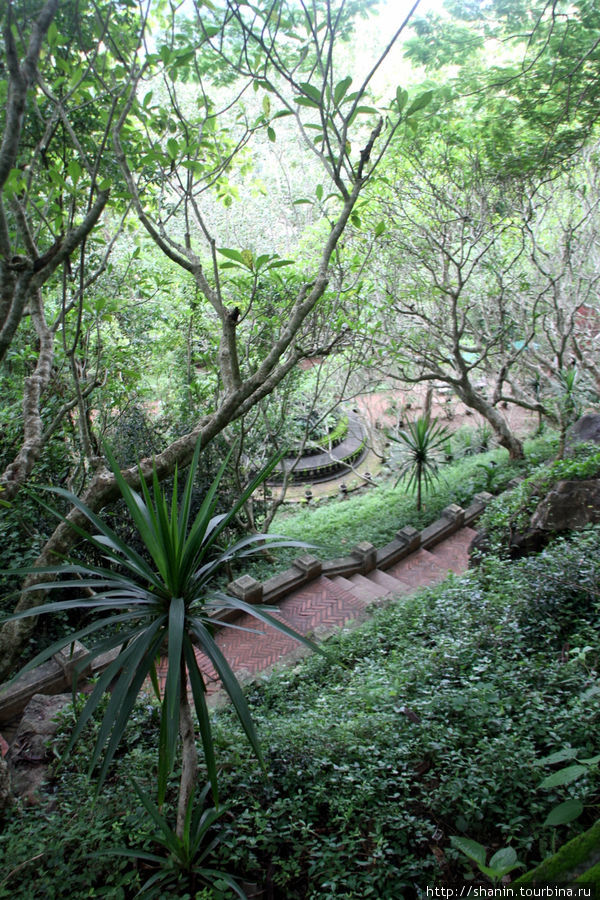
176,524,479,698
330,526,477,602
1,496,491,721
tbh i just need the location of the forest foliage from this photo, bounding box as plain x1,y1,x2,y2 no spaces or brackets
1,0,600,893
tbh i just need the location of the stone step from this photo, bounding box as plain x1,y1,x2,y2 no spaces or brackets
386,547,446,591
349,572,389,600
330,575,376,604
429,526,478,574
367,568,411,594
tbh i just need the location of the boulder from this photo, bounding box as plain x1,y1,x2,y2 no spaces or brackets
531,478,600,531
7,693,72,804
566,412,600,450
511,478,600,556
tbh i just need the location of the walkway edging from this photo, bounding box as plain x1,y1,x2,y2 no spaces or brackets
223,493,493,613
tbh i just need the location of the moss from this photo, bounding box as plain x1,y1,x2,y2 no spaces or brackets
579,861,600,887
515,820,600,887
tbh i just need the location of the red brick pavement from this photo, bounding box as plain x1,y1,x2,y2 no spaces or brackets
153,530,478,699
429,527,478,574
154,577,365,697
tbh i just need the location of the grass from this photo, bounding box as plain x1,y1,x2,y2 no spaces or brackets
246,433,557,580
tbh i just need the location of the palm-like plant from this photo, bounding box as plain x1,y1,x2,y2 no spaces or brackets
110,780,247,899
3,442,317,838
389,415,450,510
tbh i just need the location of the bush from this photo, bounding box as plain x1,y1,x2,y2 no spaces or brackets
2,528,598,898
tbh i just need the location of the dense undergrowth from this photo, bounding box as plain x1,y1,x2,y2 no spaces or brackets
3,428,599,898
1,516,598,898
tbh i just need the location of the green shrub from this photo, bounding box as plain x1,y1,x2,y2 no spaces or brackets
3,449,595,899
206,526,600,897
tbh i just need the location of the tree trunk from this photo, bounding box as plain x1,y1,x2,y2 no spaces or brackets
456,381,525,460
176,660,198,840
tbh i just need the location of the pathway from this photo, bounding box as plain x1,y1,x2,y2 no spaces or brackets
155,525,478,700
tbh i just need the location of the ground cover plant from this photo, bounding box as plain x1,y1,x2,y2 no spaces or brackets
209,525,600,896
1,520,598,898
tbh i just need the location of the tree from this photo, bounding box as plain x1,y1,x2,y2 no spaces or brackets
0,0,137,499
363,136,530,459
403,0,600,175
358,114,600,460
0,0,425,677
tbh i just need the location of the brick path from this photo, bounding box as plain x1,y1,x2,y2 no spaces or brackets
155,526,477,699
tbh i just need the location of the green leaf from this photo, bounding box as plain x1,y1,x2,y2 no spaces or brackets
299,82,321,104
315,184,323,201
396,86,408,111
539,764,589,788
488,846,519,872
47,21,58,46
159,597,185,801
166,137,179,159
450,836,486,866
544,799,584,826
184,637,218,803
95,630,164,790
295,95,320,109
406,89,434,117
375,221,385,237
578,754,600,766
266,258,294,270
67,160,82,184
267,126,276,142
334,76,352,105
535,748,579,766
217,248,245,264
262,95,271,117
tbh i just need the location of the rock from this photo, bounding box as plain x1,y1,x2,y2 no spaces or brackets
531,479,600,531
7,693,72,804
511,478,600,557
566,412,600,450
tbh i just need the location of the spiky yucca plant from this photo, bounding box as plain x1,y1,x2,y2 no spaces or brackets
389,415,450,510
2,442,317,838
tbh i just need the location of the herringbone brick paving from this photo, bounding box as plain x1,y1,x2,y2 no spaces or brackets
155,576,367,696
154,528,476,698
